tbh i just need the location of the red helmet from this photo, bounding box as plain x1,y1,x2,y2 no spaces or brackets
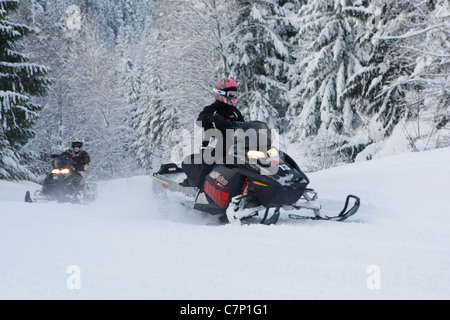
213,78,238,107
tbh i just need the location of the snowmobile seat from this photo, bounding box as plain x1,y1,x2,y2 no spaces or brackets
156,163,184,175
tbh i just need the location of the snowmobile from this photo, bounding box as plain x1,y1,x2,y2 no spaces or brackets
152,121,360,225
25,154,97,204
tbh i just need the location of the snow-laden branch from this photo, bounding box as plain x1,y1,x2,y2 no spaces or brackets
373,24,448,40
0,90,29,109
400,46,450,58
0,62,48,75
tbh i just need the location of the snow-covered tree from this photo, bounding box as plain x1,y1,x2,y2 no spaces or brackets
0,0,48,180
287,0,371,165
131,0,235,169
6,0,447,179
343,1,420,150
379,0,450,151
68,17,134,179
133,72,176,170
23,7,139,180
227,0,303,130
345,0,450,159
116,0,154,46
133,0,305,169
417,0,450,149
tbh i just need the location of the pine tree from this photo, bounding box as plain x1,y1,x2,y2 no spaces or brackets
420,0,450,149
132,17,183,170
133,74,176,170
23,7,139,180
226,0,303,130
343,1,417,148
0,0,48,180
343,0,450,157
287,0,371,164
131,0,224,170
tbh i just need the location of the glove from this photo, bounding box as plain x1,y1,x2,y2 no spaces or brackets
211,114,235,130
73,155,85,163
210,114,226,125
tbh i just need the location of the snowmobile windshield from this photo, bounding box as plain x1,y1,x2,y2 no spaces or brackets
234,121,270,132
52,156,75,169
232,121,272,154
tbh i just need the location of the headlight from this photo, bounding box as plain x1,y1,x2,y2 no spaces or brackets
51,169,61,174
267,148,279,157
61,168,70,175
247,150,267,159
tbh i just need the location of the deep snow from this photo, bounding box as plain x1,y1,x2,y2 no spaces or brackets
1,147,449,300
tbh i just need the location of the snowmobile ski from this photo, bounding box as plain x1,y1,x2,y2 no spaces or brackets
288,194,360,222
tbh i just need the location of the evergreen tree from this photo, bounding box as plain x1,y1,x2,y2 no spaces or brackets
131,0,226,170
287,0,371,164
132,17,182,170
133,73,176,170
343,1,419,153
24,7,138,180
227,0,303,130
0,0,48,180
344,0,450,157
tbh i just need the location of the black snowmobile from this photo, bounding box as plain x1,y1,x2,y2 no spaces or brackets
25,154,97,204
152,121,360,225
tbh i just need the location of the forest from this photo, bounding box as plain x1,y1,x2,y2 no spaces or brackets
1,0,449,181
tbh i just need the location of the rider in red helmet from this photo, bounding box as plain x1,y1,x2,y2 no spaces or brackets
197,78,245,137
180,78,245,189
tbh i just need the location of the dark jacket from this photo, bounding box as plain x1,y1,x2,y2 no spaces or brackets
60,149,90,172
197,100,245,133
196,100,245,156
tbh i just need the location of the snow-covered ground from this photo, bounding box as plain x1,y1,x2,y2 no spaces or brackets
1,147,449,300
